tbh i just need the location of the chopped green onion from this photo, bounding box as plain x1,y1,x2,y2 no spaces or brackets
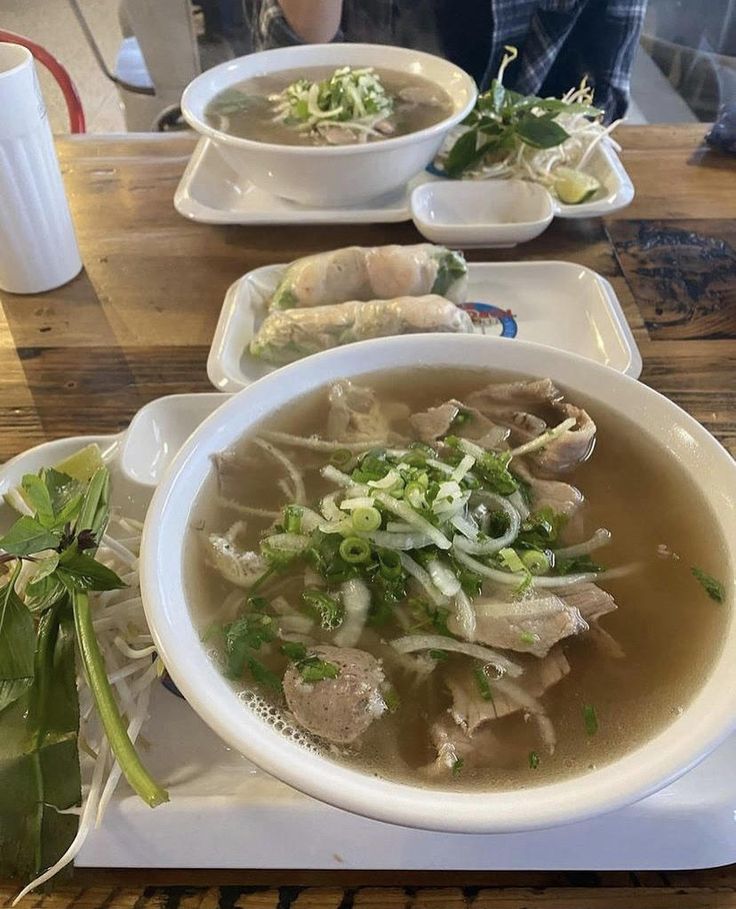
529,750,540,770
383,687,400,712
283,505,302,534
377,548,402,579
498,547,526,573
473,665,494,701
452,409,472,427
519,631,537,645
521,549,550,575
329,448,352,468
583,704,598,736
452,757,464,776
339,536,371,564
351,506,382,533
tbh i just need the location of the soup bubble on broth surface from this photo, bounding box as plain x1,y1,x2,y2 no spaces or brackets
187,372,727,790
205,65,454,146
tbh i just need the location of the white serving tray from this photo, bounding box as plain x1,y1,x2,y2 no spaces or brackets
2,392,736,871
174,138,633,226
207,261,642,392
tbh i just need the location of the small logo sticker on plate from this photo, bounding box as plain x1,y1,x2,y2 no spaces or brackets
459,302,518,338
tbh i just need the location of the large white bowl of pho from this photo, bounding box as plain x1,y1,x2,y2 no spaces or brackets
180,44,476,206
141,334,735,833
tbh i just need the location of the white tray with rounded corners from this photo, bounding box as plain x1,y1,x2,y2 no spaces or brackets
206,261,642,392
174,137,633,226
1,392,735,871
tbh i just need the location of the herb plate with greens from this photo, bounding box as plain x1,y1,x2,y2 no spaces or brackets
3,395,736,872
207,261,641,393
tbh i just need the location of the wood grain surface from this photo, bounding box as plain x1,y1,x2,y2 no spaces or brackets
0,123,735,907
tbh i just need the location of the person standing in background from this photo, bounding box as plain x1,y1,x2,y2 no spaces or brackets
250,0,647,122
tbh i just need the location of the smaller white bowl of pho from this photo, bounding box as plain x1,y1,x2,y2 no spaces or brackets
141,334,735,833
180,44,477,206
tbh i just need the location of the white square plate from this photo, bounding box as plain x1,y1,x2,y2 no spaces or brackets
206,261,642,392
174,138,633,226
1,394,734,872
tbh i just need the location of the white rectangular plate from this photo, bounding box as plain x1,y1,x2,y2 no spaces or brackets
1,393,735,871
174,138,633,226
206,261,642,392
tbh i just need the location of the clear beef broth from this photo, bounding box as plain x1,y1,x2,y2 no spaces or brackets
204,67,453,145
187,368,727,790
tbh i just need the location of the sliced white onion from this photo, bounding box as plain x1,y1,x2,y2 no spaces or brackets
450,513,480,541
374,492,452,551
339,496,376,511
426,558,461,597
334,577,371,647
386,521,415,533
453,492,520,555
367,469,401,490
390,634,522,678
453,588,477,640
450,454,476,483
320,492,343,522
399,552,447,606
367,530,434,550
452,545,609,588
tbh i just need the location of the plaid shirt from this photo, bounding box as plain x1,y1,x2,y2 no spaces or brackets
251,0,647,121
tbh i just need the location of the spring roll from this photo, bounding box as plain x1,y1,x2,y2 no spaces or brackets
269,244,468,310
250,294,474,365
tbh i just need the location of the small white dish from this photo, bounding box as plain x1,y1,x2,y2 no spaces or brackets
410,179,554,247
206,261,642,392
174,138,633,226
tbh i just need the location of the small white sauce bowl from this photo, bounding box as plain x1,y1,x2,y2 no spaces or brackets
410,179,554,247
181,44,477,208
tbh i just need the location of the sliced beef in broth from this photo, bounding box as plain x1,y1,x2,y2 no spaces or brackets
533,404,597,476
447,594,587,657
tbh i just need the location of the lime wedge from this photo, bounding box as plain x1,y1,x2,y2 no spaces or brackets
52,443,104,483
553,167,601,205
4,443,104,514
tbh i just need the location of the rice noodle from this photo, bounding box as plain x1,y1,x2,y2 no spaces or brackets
554,528,611,559
254,437,306,504
390,634,522,678
509,417,576,458
262,430,387,452
216,498,280,520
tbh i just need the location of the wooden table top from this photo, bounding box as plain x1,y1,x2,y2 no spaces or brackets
1,123,735,907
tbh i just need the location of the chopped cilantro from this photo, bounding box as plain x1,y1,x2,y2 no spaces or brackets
553,553,603,576
529,750,540,770
583,704,598,736
519,631,537,645
691,566,725,603
452,757,464,776
302,587,344,629
473,665,494,701
298,656,340,683
383,687,400,712
429,648,449,661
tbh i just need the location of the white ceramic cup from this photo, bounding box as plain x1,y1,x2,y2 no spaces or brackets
0,44,82,294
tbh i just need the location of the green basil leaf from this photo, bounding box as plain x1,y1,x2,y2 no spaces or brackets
24,573,66,613
56,550,126,591
444,129,480,177
515,114,569,149
0,574,35,713
20,475,54,526
0,516,61,556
